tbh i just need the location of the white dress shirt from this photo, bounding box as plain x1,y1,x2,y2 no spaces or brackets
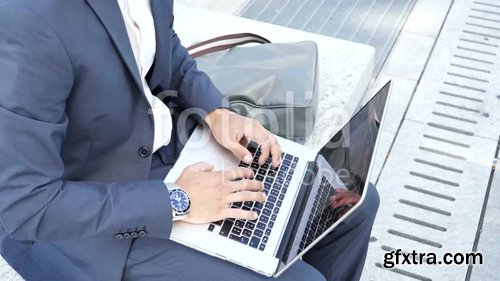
117,0,172,152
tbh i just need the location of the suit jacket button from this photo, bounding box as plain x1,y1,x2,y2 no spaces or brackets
131,232,139,238
138,146,151,158
138,230,148,237
123,232,131,239
114,234,124,240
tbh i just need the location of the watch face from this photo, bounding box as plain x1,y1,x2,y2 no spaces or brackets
170,190,190,213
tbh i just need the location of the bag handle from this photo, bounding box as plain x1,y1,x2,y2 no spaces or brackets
187,33,271,58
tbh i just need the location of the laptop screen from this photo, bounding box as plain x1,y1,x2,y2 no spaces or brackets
318,80,391,212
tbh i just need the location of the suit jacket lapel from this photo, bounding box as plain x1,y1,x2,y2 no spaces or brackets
85,0,143,92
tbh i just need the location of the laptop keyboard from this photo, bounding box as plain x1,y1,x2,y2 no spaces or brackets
297,176,337,254
207,141,299,251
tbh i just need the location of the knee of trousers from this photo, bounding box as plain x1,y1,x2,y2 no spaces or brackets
363,183,380,222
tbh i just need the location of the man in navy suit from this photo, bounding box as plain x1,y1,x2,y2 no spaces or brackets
0,0,379,280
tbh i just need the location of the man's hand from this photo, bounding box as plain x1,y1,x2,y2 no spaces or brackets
329,189,361,209
175,162,266,224
205,109,282,167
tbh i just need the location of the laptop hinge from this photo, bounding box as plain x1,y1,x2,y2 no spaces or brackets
275,160,318,262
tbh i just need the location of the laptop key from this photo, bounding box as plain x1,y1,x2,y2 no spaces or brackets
284,154,293,161
244,201,254,208
271,214,277,222
219,220,233,237
260,216,269,224
268,222,274,228
255,175,264,182
230,234,249,245
235,220,245,228
265,177,274,184
265,228,272,236
273,207,280,214
245,222,255,230
257,222,266,231
276,200,282,207
258,169,266,176
262,236,269,243
254,229,263,238
213,220,223,226
268,196,277,203
270,189,279,197
262,208,272,216
243,229,252,237
231,227,242,236
259,243,266,251
279,194,285,200
250,163,259,169
254,202,264,209
249,237,260,249
208,224,215,232
286,175,293,181
293,157,299,163
265,202,274,209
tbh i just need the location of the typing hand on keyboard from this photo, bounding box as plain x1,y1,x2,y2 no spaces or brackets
207,141,299,251
204,108,282,167
175,162,266,224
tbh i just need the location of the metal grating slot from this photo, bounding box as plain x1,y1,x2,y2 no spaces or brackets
438,90,484,102
399,199,452,216
393,214,447,232
414,158,464,173
375,263,433,281
409,171,460,187
403,185,457,201
427,121,476,135
453,54,495,64
434,102,481,114
363,0,500,279
431,111,478,124
387,229,442,248
418,146,467,160
442,81,487,92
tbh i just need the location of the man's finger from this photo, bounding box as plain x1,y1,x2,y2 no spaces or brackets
226,180,263,193
269,138,282,167
188,162,214,172
221,208,259,221
223,191,266,205
258,143,271,165
221,167,254,182
229,141,253,164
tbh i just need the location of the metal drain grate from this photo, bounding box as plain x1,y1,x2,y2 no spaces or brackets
239,0,417,74
362,0,500,280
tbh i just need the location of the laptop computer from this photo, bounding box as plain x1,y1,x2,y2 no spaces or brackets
164,81,392,277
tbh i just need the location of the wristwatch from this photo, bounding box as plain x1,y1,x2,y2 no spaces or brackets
166,183,191,221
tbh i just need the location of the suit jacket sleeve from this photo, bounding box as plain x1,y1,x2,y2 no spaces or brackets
169,24,229,122
0,5,173,241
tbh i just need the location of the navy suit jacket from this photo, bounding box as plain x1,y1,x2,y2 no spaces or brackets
0,0,225,279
